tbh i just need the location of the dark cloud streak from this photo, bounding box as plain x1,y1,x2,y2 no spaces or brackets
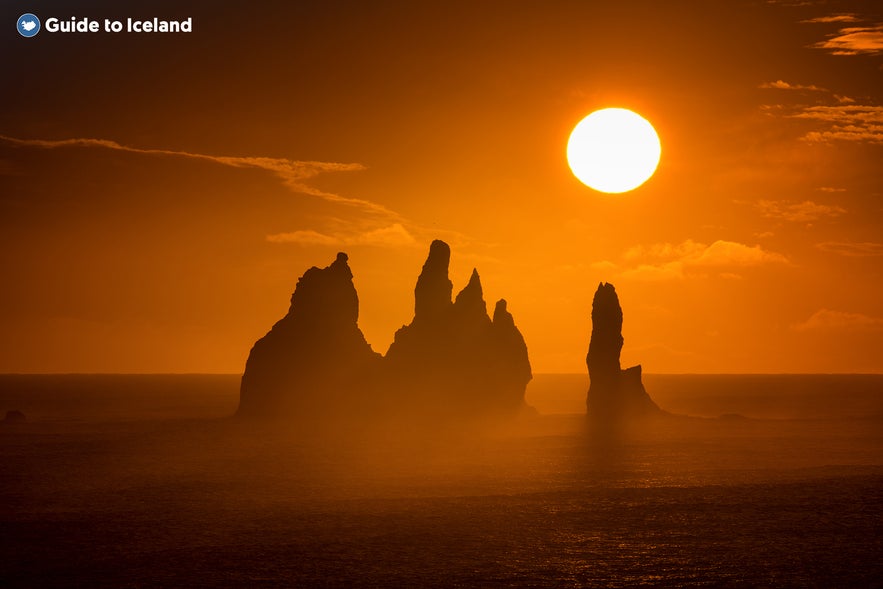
0,134,399,217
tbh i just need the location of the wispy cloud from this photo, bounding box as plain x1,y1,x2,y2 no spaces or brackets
265,230,341,246
794,105,883,123
754,199,846,223
0,134,398,217
619,263,684,282
690,240,789,266
811,23,883,55
766,0,824,7
759,80,826,91
793,309,883,331
801,14,860,24
590,260,618,272
816,241,883,257
618,239,788,281
623,240,706,261
759,80,856,106
266,223,417,248
790,105,883,144
758,80,883,143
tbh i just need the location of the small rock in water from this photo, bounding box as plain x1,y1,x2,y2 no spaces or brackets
3,410,26,424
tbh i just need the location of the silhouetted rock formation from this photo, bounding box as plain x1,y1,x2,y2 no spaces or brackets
238,253,381,418
586,283,660,419
414,239,454,322
385,241,532,417
238,242,532,421
3,410,26,424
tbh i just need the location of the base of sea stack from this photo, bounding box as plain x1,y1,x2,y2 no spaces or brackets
587,364,662,422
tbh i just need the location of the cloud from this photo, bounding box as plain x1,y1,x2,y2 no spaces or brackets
618,239,787,281
265,230,341,246
817,186,846,192
816,241,883,257
793,309,883,331
791,105,883,144
266,223,417,247
759,80,826,91
766,0,824,6
589,260,618,272
690,240,789,266
812,24,883,55
754,199,846,223
623,239,706,261
620,262,684,281
801,15,861,24
794,105,883,123
758,80,854,106
0,134,398,217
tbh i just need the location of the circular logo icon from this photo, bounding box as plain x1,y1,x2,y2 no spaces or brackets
17,13,40,37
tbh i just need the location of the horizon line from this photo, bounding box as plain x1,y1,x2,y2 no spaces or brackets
1,372,881,377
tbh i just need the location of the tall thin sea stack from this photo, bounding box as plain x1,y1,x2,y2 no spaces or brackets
586,282,660,419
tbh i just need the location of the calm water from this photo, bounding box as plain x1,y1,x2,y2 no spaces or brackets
2,374,882,587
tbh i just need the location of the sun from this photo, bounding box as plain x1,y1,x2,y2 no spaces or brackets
567,108,661,193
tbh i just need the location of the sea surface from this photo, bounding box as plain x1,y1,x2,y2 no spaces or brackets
2,374,882,587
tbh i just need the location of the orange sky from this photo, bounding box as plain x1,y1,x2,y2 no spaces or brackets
1,1,881,373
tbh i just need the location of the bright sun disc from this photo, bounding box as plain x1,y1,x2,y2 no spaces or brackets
567,108,661,193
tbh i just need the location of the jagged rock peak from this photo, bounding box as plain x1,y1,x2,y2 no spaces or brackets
287,251,359,326
237,250,380,419
493,299,512,326
414,239,453,321
454,268,486,316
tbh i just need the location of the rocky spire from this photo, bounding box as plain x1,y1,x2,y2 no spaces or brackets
490,299,533,402
386,241,532,417
454,269,487,319
587,283,624,389
414,239,453,322
586,282,660,419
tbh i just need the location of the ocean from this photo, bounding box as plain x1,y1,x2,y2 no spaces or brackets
2,374,882,587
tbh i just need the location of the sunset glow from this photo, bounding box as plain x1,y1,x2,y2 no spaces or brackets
3,3,883,587
1,1,880,375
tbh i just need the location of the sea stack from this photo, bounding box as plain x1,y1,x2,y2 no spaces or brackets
237,242,532,421
237,253,381,418
586,282,660,419
385,240,532,417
